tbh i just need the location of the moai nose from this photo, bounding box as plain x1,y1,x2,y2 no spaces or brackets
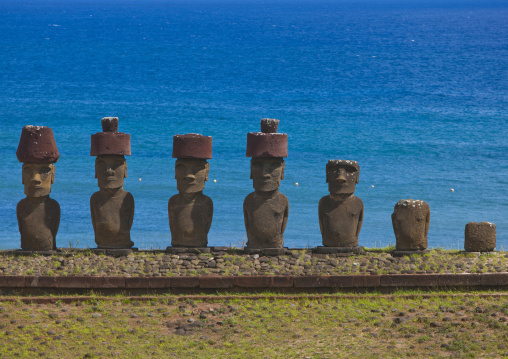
335,168,347,183
32,173,42,183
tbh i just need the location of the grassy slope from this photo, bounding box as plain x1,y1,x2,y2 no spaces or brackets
0,291,508,358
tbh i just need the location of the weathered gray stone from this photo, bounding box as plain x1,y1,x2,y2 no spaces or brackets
319,160,363,247
16,126,60,251
169,135,213,248
90,118,134,249
244,119,289,249
314,246,365,254
465,221,496,252
392,199,430,251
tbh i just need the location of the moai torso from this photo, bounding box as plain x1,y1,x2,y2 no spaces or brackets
244,119,289,249
15,126,61,252
90,189,134,248
391,199,430,251
319,160,363,247
169,192,213,247
17,196,60,251
168,136,213,248
90,118,134,249
319,195,363,247
243,191,289,248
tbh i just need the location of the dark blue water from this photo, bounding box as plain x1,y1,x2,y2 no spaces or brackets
0,0,507,250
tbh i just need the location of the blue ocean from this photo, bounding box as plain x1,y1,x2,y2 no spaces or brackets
0,0,506,250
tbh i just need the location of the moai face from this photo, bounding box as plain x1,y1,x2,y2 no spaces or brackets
95,155,127,189
22,163,55,197
327,161,359,195
392,199,430,250
250,157,285,192
175,158,209,194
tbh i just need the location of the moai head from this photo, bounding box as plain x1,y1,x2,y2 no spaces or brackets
16,126,60,197
95,155,127,189
246,118,288,192
326,160,360,196
391,199,430,251
91,117,131,190
172,134,212,194
464,221,496,252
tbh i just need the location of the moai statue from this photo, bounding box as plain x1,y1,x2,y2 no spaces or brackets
168,134,213,247
243,119,289,249
16,126,60,251
318,160,364,248
464,221,496,252
391,199,430,251
90,117,134,248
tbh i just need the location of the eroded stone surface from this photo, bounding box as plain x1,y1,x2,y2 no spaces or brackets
16,126,60,164
90,117,131,156
244,119,289,249
90,118,134,248
17,196,60,251
169,136,213,247
16,126,60,251
319,160,363,247
392,199,430,251
465,221,496,252
172,134,212,159
246,118,288,158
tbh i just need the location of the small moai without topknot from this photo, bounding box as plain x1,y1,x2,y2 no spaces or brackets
243,118,289,251
391,199,430,253
317,160,364,253
16,125,60,252
168,134,213,249
464,221,496,252
90,117,135,249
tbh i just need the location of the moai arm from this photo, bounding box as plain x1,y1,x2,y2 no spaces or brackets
243,198,249,234
318,199,324,237
16,202,22,236
424,209,430,238
356,205,364,240
127,193,135,231
52,203,60,250
168,198,174,233
90,196,97,234
281,198,289,235
205,199,213,235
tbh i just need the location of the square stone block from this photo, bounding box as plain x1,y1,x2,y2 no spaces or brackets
0,275,25,288
199,276,234,289
170,276,199,288
293,276,328,288
90,276,126,289
55,276,92,288
270,276,294,288
26,276,56,288
233,276,271,288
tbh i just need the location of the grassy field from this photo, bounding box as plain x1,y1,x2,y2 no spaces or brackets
0,291,507,358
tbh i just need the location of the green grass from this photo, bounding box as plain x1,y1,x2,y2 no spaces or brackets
0,291,507,358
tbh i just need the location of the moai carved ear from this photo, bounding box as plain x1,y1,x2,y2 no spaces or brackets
124,162,128,178
21,164,25,185
204,161,209,182
250,160,254,180
325,163,332,184
280,160,285,180
50,164,56,184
